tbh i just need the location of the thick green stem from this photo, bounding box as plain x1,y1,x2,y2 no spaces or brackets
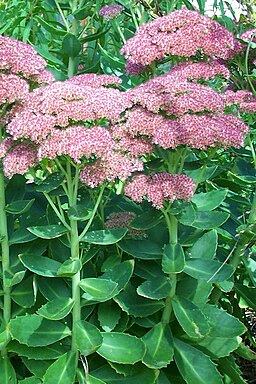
67,11,79,78
161,212,178,325
0,170,11,356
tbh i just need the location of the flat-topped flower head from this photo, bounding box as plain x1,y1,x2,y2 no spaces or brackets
0,35,53,84
168,59,230,82
121,9,236,72
99,3,124,20
67,73,122,88
0,73,29,105
2,141,37,179
124,172,195,209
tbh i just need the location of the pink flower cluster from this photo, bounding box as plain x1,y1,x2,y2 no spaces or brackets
99,3,124,20
126,74,224,115
121,9,236,72
168,59,230,81
0,34,54,83
67,73,122,88
0,73,29,105
222,90,256,112
124,173,195,209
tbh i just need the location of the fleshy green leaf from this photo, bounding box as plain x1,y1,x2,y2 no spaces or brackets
11,275,36,308
8,340,67,360
98,301,121,332
27,225,68,239
80,278,118,302
81,229,127,245
114,284,164,317
37,277,71,301
19,376,42,384
37,298,74,320
4,269,26,288
91,364,158,384
97,333,146,364
36,173,65,193
184,259,234,282
172,296,210,338
19,254,62,277
57,259,81,277
101,260,134,295
74,320,103,355
0,356,16,384
191,190,228,211
9,314,71,347
130,210,163,230
174,339,223,384
196,304,246,357
234,284,256,310
9,228,37,245
118,239,162,259
162,243,185,273
142,323,174,368
137,276,172,300
67,205,91,221
42,351,77,384
190,230,218,260
190,211,230,229
5,199,35,215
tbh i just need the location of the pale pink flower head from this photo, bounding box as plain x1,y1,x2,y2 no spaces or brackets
99,3,124,20
125,172,195,209
0,35,53,83
0,73,29,105
168,59,230,81
2,141,37,179
79,151,144,188
67,73,122,88
121,9,236,71
222,90,256,113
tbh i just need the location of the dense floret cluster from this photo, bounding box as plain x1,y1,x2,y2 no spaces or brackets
99,3,124,20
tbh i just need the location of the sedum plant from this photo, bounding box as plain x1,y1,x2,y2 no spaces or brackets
0,6,255,384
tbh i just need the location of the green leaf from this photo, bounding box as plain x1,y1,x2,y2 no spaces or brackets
190,230,218,260
37,298,74,320
9,228,37,245
98,301,121,332
34,16,67,36
42,351,77,384
57,259,81,277
97,333,146,364
235,342,256,361
27,225,68,239
62,33,81,57
184,259,234,282
196,304,246,358
172,296,210,338
142,323,174,368
19,254,62,277
162,243,185,273
4,269,26,288
101,260,134,295
191,190,228,211
87,376,106,384
9,314,71,347
234,284,256,310
91,364,158,384
137,276,172,300
37,277,71,301
81,229,127,245
11,275,36,308
0,356,16,384
19,377,42,384
218,356,247,384
22,358,52,379
80,278,118,302
74,320,103,355
36,173,65,193
174,338,223,384
190,211,230,229
114,284,164,317
118,239,162,259
130,210,163,230
34,46,65,67
80,29,110,44
5,199,35,215
243,256,256,287
67,205,91,221
8,340,67,360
